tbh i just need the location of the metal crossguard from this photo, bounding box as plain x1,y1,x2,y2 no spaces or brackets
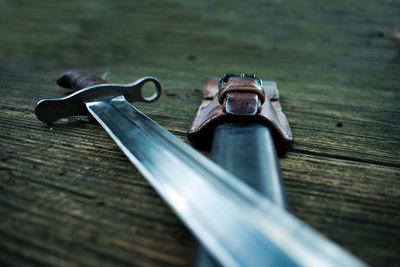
35,75,161,123
35,70,366,267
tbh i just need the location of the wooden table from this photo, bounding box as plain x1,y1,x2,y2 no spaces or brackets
0,1,399,266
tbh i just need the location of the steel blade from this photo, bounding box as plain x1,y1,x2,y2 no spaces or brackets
84,95,365,267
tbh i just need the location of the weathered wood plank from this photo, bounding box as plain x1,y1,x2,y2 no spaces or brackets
0,0,399,266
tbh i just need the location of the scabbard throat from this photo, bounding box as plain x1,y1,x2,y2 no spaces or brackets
187,74,293,152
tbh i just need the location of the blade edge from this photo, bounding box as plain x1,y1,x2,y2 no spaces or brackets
85,96,366,267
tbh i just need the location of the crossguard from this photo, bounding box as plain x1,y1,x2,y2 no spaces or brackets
35,73,162,124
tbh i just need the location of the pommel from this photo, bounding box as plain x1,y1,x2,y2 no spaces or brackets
35,70,162,124
187,74,293,152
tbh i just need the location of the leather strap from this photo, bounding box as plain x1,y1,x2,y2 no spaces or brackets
218,76,265,104
187,75,293,153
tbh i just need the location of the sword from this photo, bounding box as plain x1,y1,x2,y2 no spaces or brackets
35,70,366,267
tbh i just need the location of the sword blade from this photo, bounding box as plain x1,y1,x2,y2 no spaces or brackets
85,95,365,267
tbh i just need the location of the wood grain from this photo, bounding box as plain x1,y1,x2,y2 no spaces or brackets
0,0,399,266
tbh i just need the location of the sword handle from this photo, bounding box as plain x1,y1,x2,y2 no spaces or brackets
57,69,109,90
35,70,162,123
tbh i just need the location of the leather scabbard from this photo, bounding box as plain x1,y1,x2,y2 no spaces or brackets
187,75,293,153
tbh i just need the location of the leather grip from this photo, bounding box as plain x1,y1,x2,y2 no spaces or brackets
57,69,109,91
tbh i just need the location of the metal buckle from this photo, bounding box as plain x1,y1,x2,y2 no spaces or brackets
218,73,263,89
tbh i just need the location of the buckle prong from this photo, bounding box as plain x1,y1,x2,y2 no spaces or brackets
218,73,263,89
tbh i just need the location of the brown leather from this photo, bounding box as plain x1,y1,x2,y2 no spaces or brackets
218,76,265,104
187,77,293,152
57,69,109,91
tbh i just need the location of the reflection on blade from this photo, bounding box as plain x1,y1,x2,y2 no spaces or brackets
86,95,365,267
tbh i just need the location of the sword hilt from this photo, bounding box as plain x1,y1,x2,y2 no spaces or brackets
57,69,109,90
35,69,162,124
